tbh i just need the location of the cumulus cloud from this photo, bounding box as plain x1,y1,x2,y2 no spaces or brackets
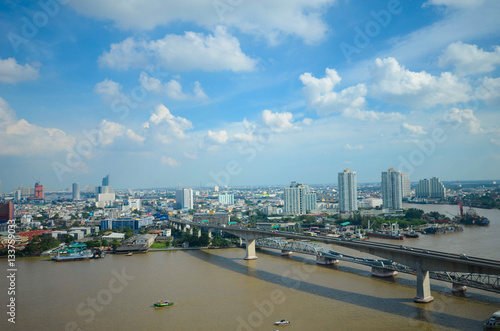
68,0,333,44
260,109,297,133
94,79,127,104
126,129,145,143
442,108,484,134
99,26,257,72
439,42,500,76
183,151,197,159
161,156,180,167
0,58,39,84
401,123,427,136
476,77,500,103
206,130,229,144
0,97,75,156
139,72,207,100
370,57,470,107
300,68,366,116
144,104,193,142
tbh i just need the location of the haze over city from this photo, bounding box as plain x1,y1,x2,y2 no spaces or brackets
1,0,500,191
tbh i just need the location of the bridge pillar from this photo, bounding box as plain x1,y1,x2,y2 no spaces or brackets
316,255,338,265
239,238,243,246
197,229,201,238
208,229,212,239
414,266,434,303
371,267,398,277
189,227,193,235
244,238,257,260
452,283,467,293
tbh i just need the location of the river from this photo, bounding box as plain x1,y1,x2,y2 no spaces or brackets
1,204,499,331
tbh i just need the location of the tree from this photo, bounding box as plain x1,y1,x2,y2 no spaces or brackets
405,208,424,220
101,239,108,247
111,239,120,251
61,234,75,244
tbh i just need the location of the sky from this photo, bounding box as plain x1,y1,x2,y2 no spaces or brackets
0,0,499,191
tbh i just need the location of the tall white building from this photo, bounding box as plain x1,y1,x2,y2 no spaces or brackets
338,169,357,213
218,193,234,205
72,183,80,201
176,188,193,210
415,177,446,198
284,182,316,215
381,168,403,210
401,173,411,198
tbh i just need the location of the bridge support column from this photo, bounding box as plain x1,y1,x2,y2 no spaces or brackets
371,267,398,277
414,268,434,303
208,229,212,239
316,255,338,265
452,283,467,293
197,229,201,238
189,227,193,235
244,238,257,260
239,238,243,246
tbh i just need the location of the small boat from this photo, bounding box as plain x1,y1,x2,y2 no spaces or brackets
274,319,290,325
154,300,174,307
483,310,500,330
125,252,133,256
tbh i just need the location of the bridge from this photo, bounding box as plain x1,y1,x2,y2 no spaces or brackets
167,219,500,303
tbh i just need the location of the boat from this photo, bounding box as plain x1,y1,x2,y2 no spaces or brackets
274,319,290,325
423,224,463,235
125,252,133,256
483,310,500,330
405,226,419,238
52,250,93,262
366,222,405,240
154,300,174,307
456,195,490,226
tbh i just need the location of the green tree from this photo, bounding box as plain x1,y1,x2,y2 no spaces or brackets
111,239,120,251
101,239,108,247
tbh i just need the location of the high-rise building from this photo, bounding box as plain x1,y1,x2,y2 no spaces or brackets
102,174,110,186
401,173,411,198
284,181,316,215
176,188,193,210
72,183,80,201
415,177,446,198
338,169,357,212
218,193,234,205
0,202,14,221
32,183,44,200
381,168,402,210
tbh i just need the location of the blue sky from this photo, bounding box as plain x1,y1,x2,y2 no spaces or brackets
1,0,499,191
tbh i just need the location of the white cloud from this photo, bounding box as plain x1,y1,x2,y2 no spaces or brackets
0,58,39,84
100,120,126,145
139,72,207,100
370,57,470,107
423,0,484,9
439,42,500,76
145,104,193,141
0,97,75,156
300,68,366,116
476,77,500,102
345,144,363,150
342,108,404,122
260,109,297,133
401,123,427,136
68,0,333,44
99,27,257,72
126,129,145,143
161,156,180,167
94,79,126,103
206,130,229,144
183,151,197,159
442,108,484,134
490,138,500,146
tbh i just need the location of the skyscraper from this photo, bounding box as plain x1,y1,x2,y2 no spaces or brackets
102,174,110,186
218,193,234,205
401,173,411,198
415,177,446,198
338,169,357,213
72,183,80,201
176,188,193,210
284,181,316,215
381,168,402,210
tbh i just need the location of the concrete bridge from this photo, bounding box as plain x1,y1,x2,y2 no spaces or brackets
168,220,500,303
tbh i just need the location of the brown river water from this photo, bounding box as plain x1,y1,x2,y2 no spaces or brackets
1,204,499,331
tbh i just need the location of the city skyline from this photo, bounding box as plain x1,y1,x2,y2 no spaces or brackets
1,1,500,191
